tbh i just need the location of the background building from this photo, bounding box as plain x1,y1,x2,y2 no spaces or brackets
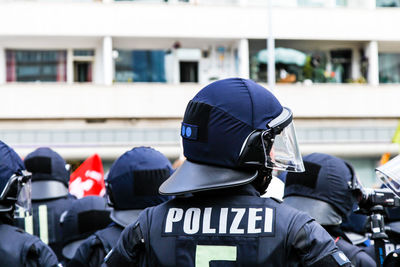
1,0,400,186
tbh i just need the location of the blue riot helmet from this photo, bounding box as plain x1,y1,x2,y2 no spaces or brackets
0,141,32,218
159,78,304,196
60,196,112,260
106,146,173,227
376,154,400,198
284,153,362,225
24,147,70,200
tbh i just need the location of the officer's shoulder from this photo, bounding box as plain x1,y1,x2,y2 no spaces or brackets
269,197,283,204
8,225,55,255
94,224,121,238
4,224,39,239
269,198,315,219
145,197,177,211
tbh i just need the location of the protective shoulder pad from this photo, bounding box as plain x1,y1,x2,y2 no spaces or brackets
309,251,351,267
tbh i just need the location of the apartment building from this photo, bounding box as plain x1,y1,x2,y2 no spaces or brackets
1,0,400,185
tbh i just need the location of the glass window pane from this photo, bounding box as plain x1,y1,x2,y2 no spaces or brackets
377,0,400,7
73,50,95,57
379,53,400,83
6,50,67,82
115,50,166,83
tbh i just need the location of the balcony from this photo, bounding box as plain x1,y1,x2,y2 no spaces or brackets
0,83,399,119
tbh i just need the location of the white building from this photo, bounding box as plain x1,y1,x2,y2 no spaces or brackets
1,0,400,185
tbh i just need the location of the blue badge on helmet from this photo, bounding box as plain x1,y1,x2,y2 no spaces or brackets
181,123,198,140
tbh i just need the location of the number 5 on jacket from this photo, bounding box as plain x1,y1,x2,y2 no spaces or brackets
195,245,237,267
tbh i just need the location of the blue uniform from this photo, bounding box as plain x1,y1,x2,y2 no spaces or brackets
16,194,76,260
0,223,59,267
323,225,376,267
107,185,343,266
67,223,123,267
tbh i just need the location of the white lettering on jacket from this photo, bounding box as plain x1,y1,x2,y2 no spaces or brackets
164,207,274,235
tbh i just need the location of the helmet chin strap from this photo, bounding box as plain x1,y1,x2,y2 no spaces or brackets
252,167,273,195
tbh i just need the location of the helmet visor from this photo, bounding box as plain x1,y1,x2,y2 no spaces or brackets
263,121,304,172
14,173,32,218
376,155,400,198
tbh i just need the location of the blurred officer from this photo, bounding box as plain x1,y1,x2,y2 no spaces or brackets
0,141,59,266
105,78,350,266
284,153,376,266
67,146,173,267
60,195,112,264
15,147,76,259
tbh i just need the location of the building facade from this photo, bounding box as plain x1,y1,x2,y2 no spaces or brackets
1,0,400,185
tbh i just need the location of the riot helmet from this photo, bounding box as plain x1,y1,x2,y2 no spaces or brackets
0,141,32,217
106,146,173,227
60,196,111,260
284,153,362,225
159,78,304,196
24,147,70,200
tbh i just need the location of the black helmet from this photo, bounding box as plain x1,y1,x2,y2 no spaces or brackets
284,153,361,225
24,147,70,200
0,141,32,216
159,78,304,195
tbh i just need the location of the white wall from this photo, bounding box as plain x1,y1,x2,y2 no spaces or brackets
0,83,399,119
1,3,400,41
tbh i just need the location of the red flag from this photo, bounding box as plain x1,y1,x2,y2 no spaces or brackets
69,154,105,198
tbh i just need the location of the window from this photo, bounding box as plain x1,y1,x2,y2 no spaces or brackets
114,50,166,83
379,53,400,83
73,49,94,83
180,61,198,83
377,0,400,7
250,46,359,84
73,50,95,57
6,50,67,82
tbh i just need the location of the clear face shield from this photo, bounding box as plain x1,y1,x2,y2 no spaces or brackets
376,155,400,198
14,170,32,218
262,107,305,172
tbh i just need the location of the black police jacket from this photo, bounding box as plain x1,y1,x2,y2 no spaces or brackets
15,194,76,260
0,223,59,267
105,184,349,266
324,225,376,267
67,223,123,267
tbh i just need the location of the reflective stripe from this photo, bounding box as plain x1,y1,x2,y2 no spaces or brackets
195,245,237,267
24,215,34,235
38,205,49,244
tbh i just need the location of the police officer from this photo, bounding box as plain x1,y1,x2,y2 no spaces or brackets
283,153,376,266
67,146,173,267
15,147,76,260
0,141,59,266
105,78,350,266
60,195,112,264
